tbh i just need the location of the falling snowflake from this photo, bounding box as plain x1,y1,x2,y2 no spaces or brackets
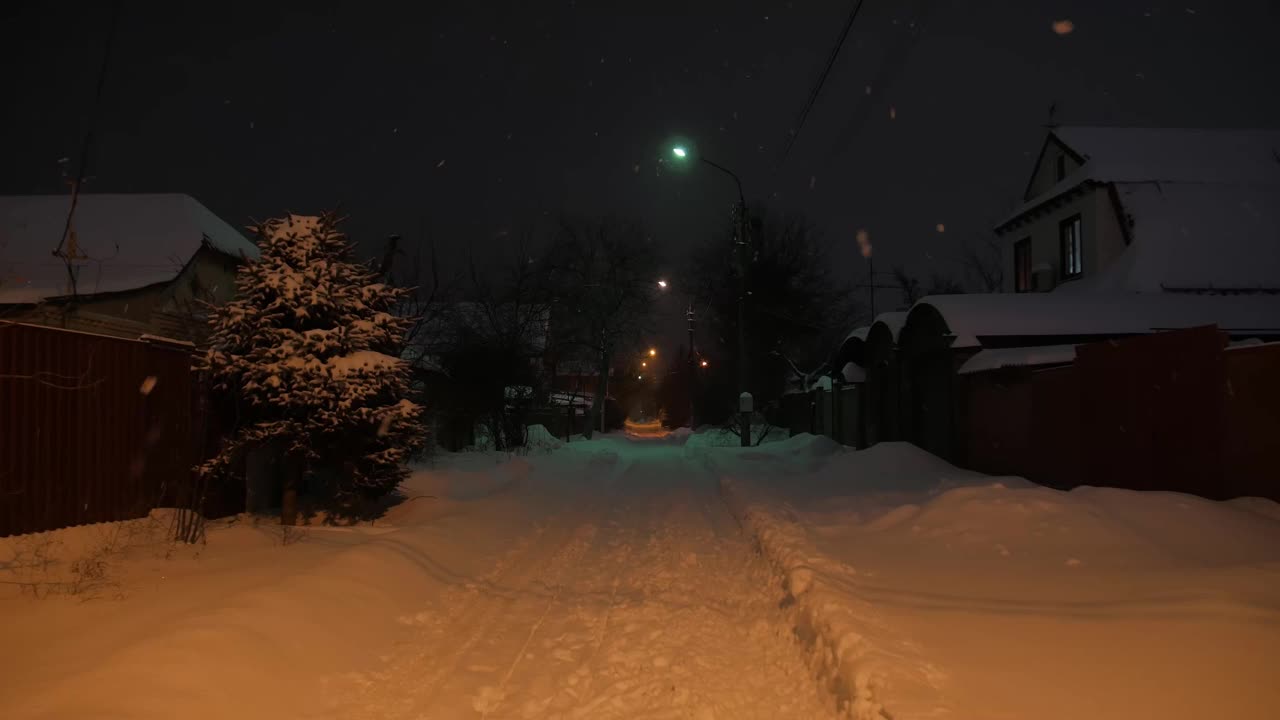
809,176,816,190
1185,7,1196,13
139,376,157,396
436,159,446,168
249,121,255,129
865,85,872,95
936,223,946,233
633,164,641,173
889,106,897,120
1052,19,1075,35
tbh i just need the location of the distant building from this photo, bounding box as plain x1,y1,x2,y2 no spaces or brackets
0,194,257,343
994,126,1280,294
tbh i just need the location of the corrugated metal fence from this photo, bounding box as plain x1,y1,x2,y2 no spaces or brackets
1,321,212,537
963,326,1279,500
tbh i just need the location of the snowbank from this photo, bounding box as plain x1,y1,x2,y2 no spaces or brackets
0,453,577,720
522,423,564,453
714,438,1280,719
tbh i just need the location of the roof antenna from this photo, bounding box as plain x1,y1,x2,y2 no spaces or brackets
1045,100,1059,129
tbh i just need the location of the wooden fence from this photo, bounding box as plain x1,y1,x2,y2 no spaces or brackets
0,321,232,537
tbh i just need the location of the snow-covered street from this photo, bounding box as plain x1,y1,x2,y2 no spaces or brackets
325,433,833,719
4,427,1279,720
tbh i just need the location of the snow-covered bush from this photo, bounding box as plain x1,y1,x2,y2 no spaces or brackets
199,213,425,506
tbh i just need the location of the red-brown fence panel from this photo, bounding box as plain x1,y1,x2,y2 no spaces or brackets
1222,343,1280,500
1075,326,1228,497
0,322,204,537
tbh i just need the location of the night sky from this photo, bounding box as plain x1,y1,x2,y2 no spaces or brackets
4,1,1279,315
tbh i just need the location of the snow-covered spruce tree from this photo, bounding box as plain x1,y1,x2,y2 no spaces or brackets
199,213,424,522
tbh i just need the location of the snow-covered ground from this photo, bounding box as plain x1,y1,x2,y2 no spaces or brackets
3,430,1278,719
0,432,832,720
715,436,1280,720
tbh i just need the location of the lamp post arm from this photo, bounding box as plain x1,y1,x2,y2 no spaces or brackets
698,157,746,209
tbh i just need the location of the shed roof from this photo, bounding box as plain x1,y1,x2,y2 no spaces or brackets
913,293,1280,349
0,194,257,304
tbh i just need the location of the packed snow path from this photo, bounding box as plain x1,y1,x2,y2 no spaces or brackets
324,435,835,720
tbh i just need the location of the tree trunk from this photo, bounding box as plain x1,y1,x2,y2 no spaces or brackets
281,453,300,526
588,349,611,438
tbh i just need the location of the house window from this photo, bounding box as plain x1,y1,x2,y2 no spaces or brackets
1059,215,1083,279
1014,238,1032,292
1055,155,1067,181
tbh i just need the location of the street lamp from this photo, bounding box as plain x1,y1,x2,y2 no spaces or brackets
669,143,751,447
649,348,657,357
657,279,668,288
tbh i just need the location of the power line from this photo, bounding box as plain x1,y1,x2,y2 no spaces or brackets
53,0,123,270
818,0,939,177
773,0,867,177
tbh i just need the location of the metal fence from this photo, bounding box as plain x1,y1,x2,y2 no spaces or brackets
1,322,213,537
963,326,1279,500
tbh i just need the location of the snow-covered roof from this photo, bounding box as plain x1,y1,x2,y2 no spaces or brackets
1052,126,1280,185
840,361,866,383
843,326,869,343
999,126,1280,230
869,312,909,342
957,344,1078,375
912,293,1280,349
0,194,257,304
1056,183,1280,293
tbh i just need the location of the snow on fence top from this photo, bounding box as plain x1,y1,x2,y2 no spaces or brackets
957,344,1078,375
914,292,1280,348
0,194,258,304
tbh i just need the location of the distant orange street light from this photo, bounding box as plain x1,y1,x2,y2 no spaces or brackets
700,359,709,367
648,348,657,357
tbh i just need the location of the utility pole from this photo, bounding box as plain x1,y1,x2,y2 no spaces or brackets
670,146,752,447
687,302,696,428
734,197,751,447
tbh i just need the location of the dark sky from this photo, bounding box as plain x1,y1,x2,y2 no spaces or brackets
4,1,1279,316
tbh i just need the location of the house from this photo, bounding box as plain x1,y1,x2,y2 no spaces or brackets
995,126,1280,294
0,194,257,343
791,125,1280,499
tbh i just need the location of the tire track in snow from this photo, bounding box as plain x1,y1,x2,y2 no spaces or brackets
324,452,626,719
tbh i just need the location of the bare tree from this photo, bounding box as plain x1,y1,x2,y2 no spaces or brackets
961,234,1005,293
545,217,661,438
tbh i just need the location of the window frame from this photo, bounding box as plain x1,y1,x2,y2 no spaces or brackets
1059,214,1083,280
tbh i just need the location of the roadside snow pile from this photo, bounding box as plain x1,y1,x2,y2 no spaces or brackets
0,453,569,720
716,439,1280,720
523,423,564,453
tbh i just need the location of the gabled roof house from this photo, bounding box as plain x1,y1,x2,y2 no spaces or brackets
995,125,1280,294
0,194,257,343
